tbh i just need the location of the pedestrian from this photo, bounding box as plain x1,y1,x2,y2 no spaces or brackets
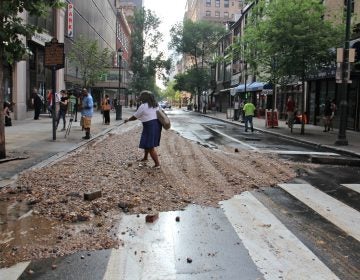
124,90,162,169
243,99,256,132
46,89,53,116
56,90,69,131
329,99,337,131
323,99,332,132
80,88,94,139
32,87,43,120
101,94,111,125
55,90,61,117
3,101,12,126
286,96,295,128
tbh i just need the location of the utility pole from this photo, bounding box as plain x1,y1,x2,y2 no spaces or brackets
335,0,352,146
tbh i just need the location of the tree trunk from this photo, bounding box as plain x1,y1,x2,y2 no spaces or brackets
0,55,6,159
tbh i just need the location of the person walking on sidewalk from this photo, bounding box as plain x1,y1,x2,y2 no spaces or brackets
56,90,69,131
101,94,111,125
32,87,43,120
80,88,93,140
124,90,162,169
243,99,256,133
323,99,332,132
286,96,295,128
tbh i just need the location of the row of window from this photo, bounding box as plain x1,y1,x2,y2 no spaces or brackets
206,0,242,9
206,10,234,18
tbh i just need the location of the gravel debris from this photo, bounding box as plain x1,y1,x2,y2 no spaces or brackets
0,123,309,268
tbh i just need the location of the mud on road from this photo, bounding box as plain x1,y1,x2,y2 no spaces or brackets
0,122,302,267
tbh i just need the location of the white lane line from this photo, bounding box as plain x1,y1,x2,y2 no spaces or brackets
103,213,176,280
341,184,360,194
0,261,30,280
279,183,360,242
260,150,339,156
221,192,339,280
203,125,258,150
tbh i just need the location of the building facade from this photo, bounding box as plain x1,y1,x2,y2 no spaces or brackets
213,0,360,131
185,0,244,23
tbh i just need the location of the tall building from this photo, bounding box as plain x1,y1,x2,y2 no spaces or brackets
185,0,244,24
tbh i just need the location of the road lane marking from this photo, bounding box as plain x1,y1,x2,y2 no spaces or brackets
221,192,340,280
0,261,30,280
203,125,258,150
103,213,176,280
279,183,360,242
341,184,360,194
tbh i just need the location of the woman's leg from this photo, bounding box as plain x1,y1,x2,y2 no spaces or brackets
141,150,149,161
148,148,160,167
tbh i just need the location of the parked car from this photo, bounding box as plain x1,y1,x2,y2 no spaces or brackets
159,101,171,109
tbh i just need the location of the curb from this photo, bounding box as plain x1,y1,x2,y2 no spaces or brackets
201,112,360,159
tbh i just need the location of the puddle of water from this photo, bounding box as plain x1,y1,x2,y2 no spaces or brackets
0,200,59,256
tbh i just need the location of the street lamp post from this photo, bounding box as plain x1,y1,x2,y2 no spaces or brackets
116,47,123,120
335,0,352,146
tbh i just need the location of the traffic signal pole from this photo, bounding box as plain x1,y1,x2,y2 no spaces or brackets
335,0,352,146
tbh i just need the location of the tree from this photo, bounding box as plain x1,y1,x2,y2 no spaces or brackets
169,20,225,110
129,8,171,95
0,0,63,159
67,35,111,88
236,0,343,134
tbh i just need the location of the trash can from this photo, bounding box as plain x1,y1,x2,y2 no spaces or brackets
115,103,122,120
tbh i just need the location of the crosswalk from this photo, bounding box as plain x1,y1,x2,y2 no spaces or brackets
2,183,359,280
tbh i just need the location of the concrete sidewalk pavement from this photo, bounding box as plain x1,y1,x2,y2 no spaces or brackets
202,109,360,157
0,108,135,187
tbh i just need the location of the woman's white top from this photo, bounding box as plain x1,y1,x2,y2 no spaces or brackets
134,103,158,122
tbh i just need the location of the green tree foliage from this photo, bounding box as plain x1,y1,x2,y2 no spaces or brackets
169,20,225,108
67,35,111,88
233,0,343,133
0,0,63,159
129,8,171,95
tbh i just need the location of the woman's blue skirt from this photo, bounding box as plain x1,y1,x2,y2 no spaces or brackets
139,119,162,149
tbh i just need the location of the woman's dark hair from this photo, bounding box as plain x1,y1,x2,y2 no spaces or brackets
138,90,158,108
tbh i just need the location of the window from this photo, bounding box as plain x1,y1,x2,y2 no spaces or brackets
215,0,220,8
224,0,229,8
224,12,229,18
206,0,211,7
206,10,211,17
215,11,220,17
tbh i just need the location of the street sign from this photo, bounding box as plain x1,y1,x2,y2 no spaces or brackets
45,38,64,69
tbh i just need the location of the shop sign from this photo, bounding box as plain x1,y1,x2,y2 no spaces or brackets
31,32,52,46
67,3,74,38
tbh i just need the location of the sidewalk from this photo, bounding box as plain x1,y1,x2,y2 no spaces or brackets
203,109,360,157
2,107,360,188
0,108,134,187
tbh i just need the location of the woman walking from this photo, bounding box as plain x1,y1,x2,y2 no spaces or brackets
124,90,162,168
101,94,111,125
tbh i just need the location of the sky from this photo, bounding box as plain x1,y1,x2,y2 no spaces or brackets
143,0,187,59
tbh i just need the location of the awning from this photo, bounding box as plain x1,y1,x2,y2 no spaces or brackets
235,83,252,94
235,81,272,94
247,82,265,91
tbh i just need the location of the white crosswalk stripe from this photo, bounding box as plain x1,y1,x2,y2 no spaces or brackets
279,183,360,242
221,191,340,280
1,183,358,279
342,183,360,194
